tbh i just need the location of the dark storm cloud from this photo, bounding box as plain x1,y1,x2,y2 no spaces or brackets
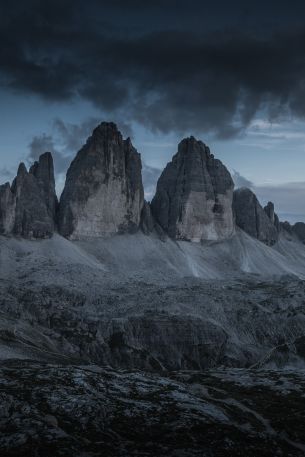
2,1,305,136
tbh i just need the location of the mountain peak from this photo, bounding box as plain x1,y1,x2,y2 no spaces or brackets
151,137,234,242
233,187,279,245
58,123,144,239
17,162,27,177
0,153,57,238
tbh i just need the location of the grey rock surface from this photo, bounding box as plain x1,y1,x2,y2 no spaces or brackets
0,361,304,457
1,232,305,455
264,201,280,231
2,277,305,370
233,188,279,245
140,200,166,240
151,136,235,242
140,200,156,234
1,232,305,370
29,152,58,220
0,153,57,238
293,222,305,243
58,122,144,239
280,220,293,234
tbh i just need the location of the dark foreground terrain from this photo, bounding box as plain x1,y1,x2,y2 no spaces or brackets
1,234,305,455
1,360,305,457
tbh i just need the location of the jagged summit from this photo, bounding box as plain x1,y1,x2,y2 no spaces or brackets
0,152,57,238
151,135,235,242
29,152,58,219
1,121,305,247
58,122,144,239
233,187,279,246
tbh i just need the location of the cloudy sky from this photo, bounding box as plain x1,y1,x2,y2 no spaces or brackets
1,0,305,222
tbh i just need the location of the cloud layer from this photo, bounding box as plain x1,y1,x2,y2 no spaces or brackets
1,1,305,137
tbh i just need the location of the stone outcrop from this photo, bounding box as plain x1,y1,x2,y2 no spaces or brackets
140,200,166,240
292,222,305,243
58,122,144,239
140,201,155,235
264,201,280,232
29,152,58,220
150,136,235,242
0,152,57,238
233,188,279,245
280,221,293,235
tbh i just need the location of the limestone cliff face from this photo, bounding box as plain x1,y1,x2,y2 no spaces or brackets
233,188,279,246
29,152,58,220
150,136,235,242
264,201,280,232
0,182,15,234
0,153,57,238
58,122,144,239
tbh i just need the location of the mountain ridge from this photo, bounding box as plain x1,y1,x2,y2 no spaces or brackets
0,121,305,247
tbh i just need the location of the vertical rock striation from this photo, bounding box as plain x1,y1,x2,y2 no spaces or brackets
58,122,144,239
30,152,58,221
0,152,57,238
150,136,235,242
264,201,280,232
233,188,279,245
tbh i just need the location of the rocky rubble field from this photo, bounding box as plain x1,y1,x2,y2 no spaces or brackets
1,277,305,370
1,360,305,457
1,232,305,455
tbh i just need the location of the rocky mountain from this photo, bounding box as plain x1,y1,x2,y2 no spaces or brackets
264,201,280,231
280,220,305,243
58,122,144,239
151,136,235,242
0,121,303,249
292,222,305,243
2,124,305,457
0,152,57,238
233,188,279,246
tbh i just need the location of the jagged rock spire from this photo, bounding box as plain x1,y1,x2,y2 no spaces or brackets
150,136,235,242
233,188,279,246
30,152,58,219
0,153,57,238
58,122,144,239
